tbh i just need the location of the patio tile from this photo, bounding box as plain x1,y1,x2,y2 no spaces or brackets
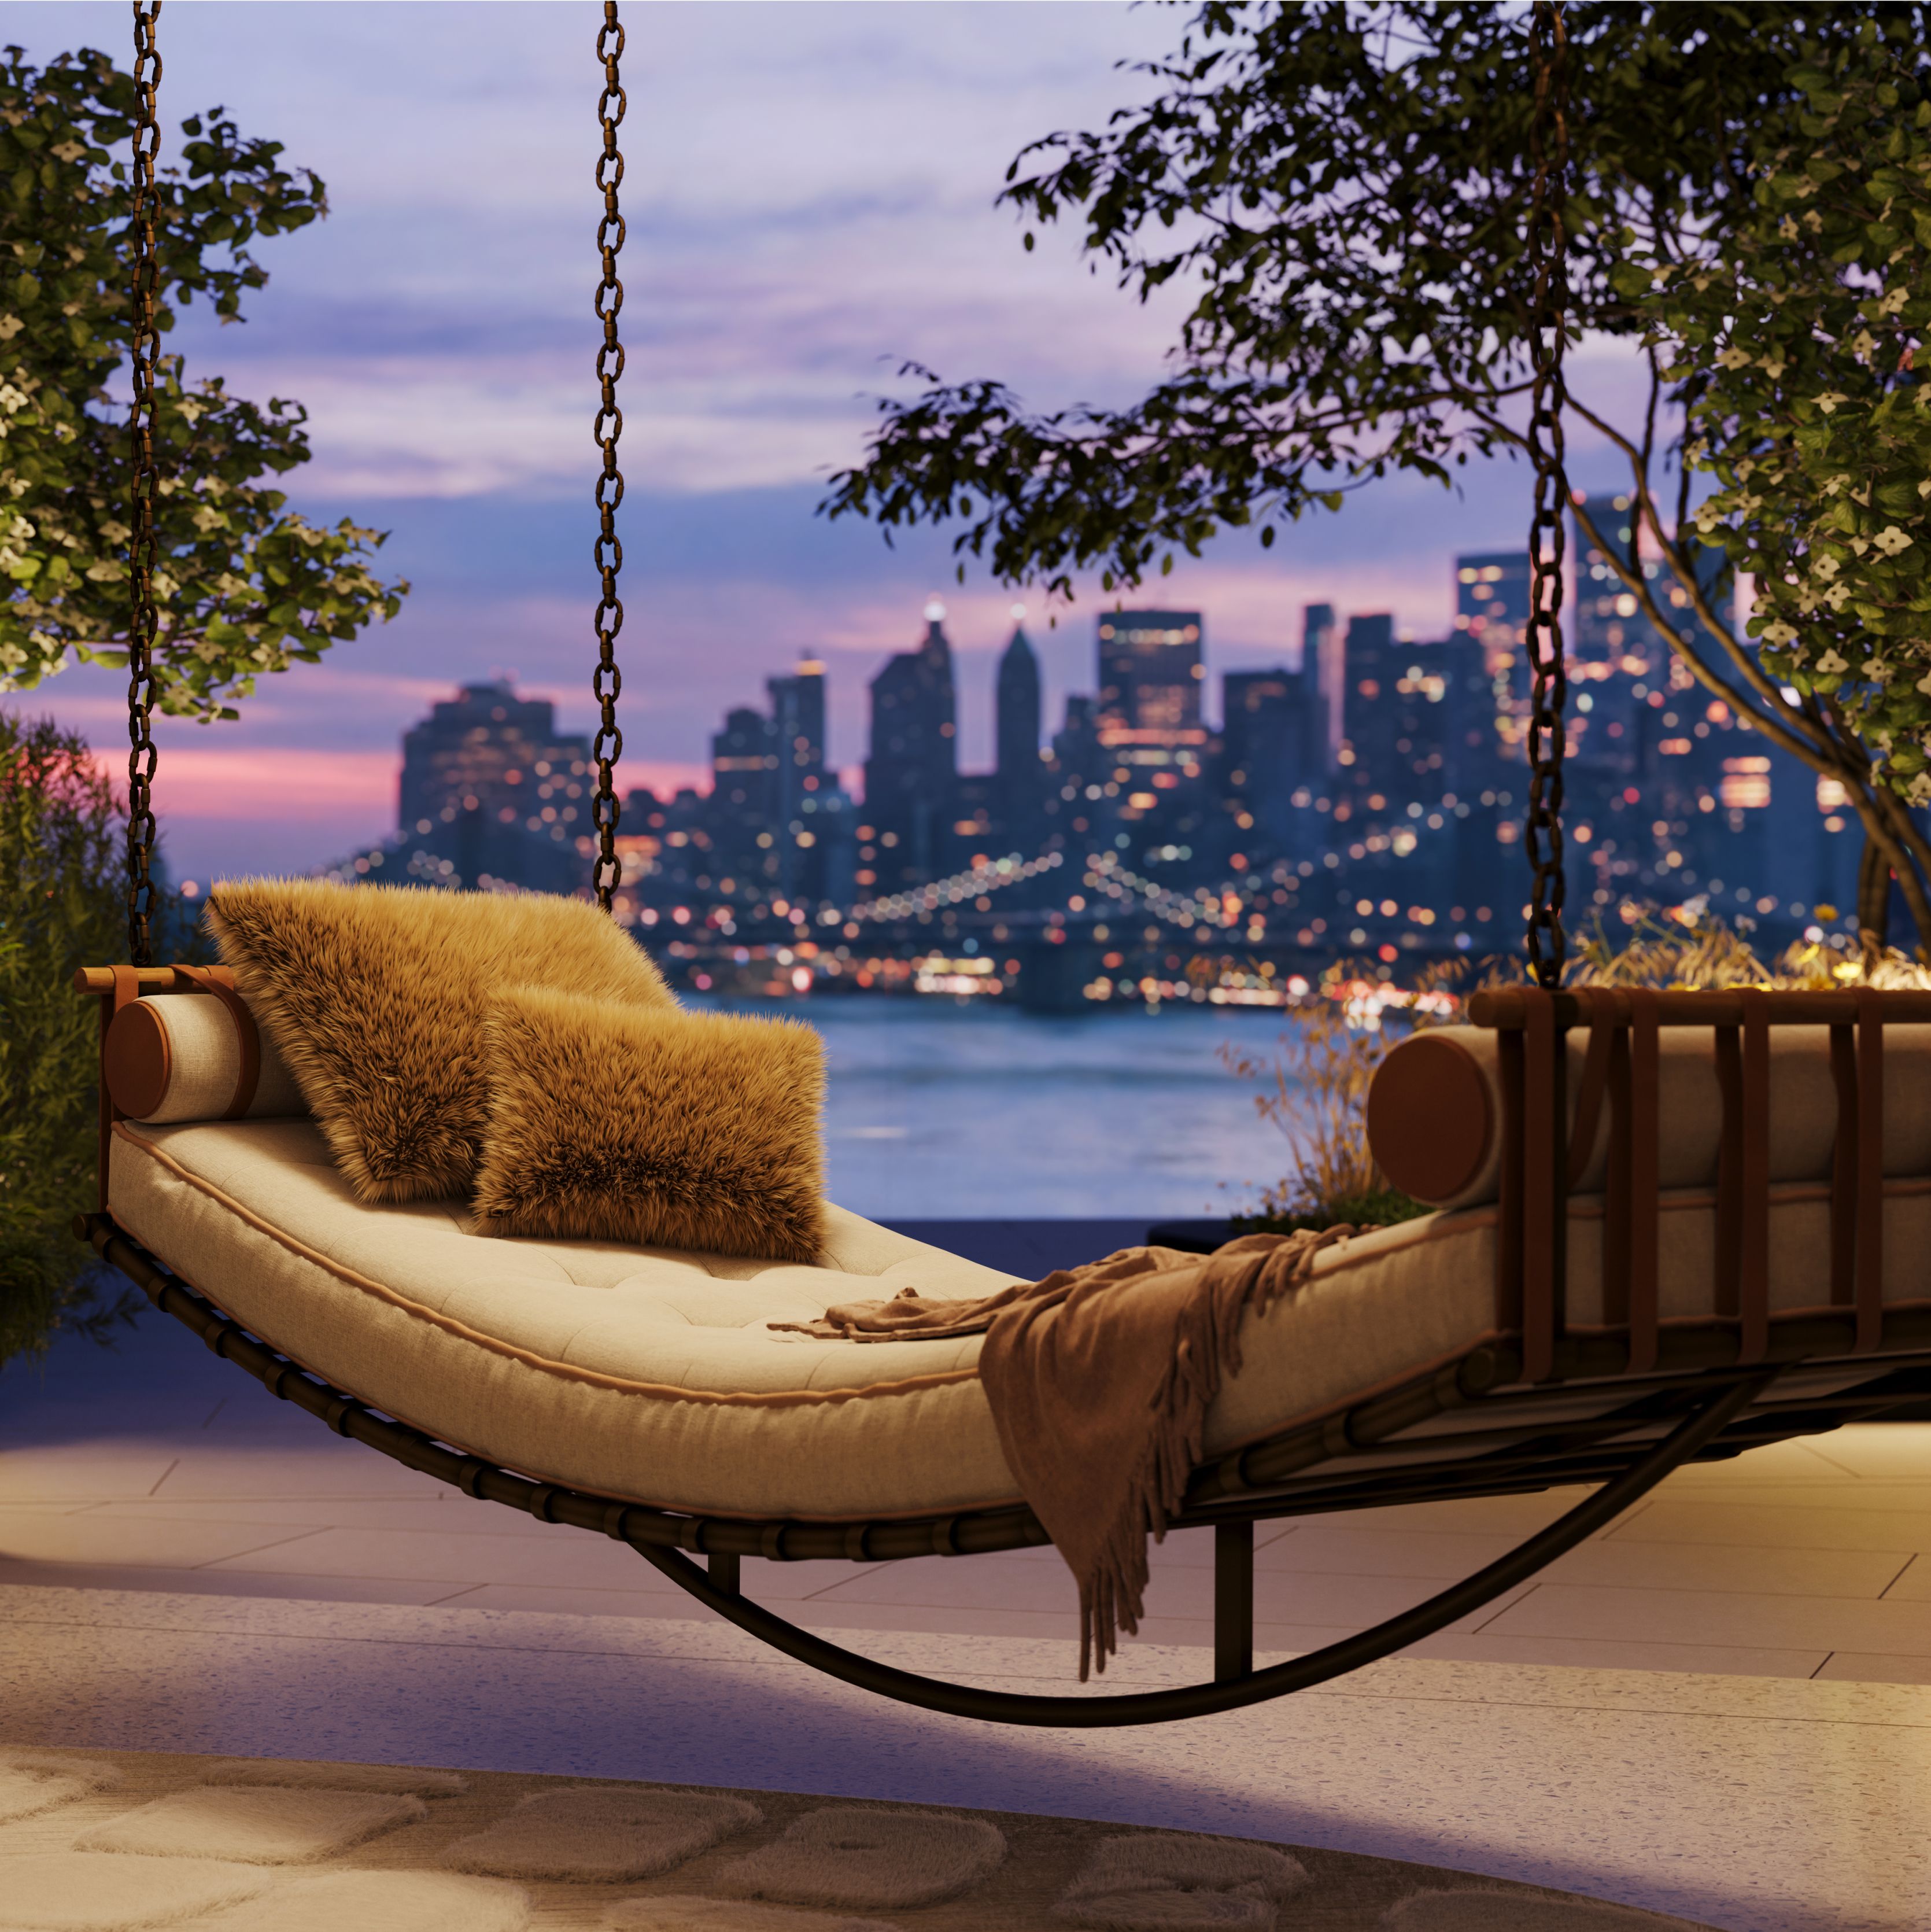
149,1447,448,1502
0,1505,323,1573
1811,1650,1931,1686
69,1496,553,1536
1652,1477,1931,1511
1286,1489,1592,1538
1877,1553,1929,1599
0,1561,454,1606
1395,1631,1833,1679
1604,1499,1931,1551
1263,1523,1910,1598
197,1524,668,1590
0,1447,184,1504
1751,1423,1931,1480
1479,1581,1931,1655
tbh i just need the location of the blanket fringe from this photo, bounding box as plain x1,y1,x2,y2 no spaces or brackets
1078,1224,1353,1679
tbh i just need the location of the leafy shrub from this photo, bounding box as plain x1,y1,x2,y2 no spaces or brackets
0,715,141,1368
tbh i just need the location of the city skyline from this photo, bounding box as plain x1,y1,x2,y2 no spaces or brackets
323,497,1862,1012
8,1,1660,886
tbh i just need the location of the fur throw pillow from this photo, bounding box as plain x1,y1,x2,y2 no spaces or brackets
205,879,675,1202
472,987,826,1262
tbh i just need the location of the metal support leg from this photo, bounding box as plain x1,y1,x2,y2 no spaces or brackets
708,1550,741,1597
1214,1518,1254,1683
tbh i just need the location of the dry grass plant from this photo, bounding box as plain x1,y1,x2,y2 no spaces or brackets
1568,909,1931,991
1220,961,1460,1230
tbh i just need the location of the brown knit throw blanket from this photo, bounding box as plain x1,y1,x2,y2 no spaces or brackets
770,1227,1353,1677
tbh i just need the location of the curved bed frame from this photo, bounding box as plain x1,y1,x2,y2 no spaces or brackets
75,975,1931,1726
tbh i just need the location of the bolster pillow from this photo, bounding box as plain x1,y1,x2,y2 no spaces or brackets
105,991,307,1124
1368,1022,1931,1210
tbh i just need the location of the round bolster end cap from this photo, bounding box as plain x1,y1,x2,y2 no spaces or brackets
102,999,172,1120
1367,1032,1493,1205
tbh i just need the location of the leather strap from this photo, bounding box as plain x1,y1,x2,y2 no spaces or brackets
1626,989,1661,1375
1855,986,1885,1351
98,964,146,1208
173,964,261,1119
1737,988,1771,1362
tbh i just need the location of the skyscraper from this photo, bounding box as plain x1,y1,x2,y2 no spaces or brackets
1221,666,1310,853
995,612,1044,828
766,659,845,907
1303,602,1343,770
1454,551,1533,761
710,705,777,884
1095,609,1208,771
398,681,591,834
396,680,593,893
862,599,959,888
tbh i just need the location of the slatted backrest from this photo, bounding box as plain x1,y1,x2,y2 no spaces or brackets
1468,986,1931,1381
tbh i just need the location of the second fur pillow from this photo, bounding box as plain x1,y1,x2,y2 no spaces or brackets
473,987,826,1263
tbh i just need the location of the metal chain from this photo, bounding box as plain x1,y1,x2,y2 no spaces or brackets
1523,0,1571,988
590,0,626,913
126,0,163,965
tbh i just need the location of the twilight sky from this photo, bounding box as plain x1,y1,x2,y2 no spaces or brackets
11,1,1646,884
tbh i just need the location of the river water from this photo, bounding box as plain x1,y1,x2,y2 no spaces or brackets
700,996,1302,1221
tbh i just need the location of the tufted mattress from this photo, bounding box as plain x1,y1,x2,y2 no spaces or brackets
108,1117,1931,1522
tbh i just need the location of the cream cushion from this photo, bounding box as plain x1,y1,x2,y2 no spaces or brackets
107,1119,1931,1521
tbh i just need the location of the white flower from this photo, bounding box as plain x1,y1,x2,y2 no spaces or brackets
0,317,23,342
1816,648,1851,674
1759,620,1800,646
1814,392,1849,415
1823,583,1854,611
1778,215,1800,239
1716,346,1752,370
1915,669,1931,695
1760,353,1788,381
50,140,85,163
1813,554,1841,579
1878,287,1910,317
1864,657,1892,683
1908,773,1931,808
1873,525,1915,557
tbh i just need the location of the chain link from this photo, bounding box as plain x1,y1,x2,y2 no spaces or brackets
1522,0,1571,989
126,0,163,966
590,0,626,914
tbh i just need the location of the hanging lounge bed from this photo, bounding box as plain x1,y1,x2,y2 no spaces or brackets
71,1,1931,1727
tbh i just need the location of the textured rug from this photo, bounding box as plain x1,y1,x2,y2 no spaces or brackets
0,1747,1716,1931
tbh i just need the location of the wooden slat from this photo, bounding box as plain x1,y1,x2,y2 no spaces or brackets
1830,1022,1858,1306
1627,990,1661,1375
1520,989,1562,1383
1857,988,1885,1351
1738,989,1771,1362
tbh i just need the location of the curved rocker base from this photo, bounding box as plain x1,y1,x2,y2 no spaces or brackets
84,1213,1774,1728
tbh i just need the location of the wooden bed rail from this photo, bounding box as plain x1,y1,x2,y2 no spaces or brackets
1473,984,1916,1384
1470,986,1931,1027
74,964,216,995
